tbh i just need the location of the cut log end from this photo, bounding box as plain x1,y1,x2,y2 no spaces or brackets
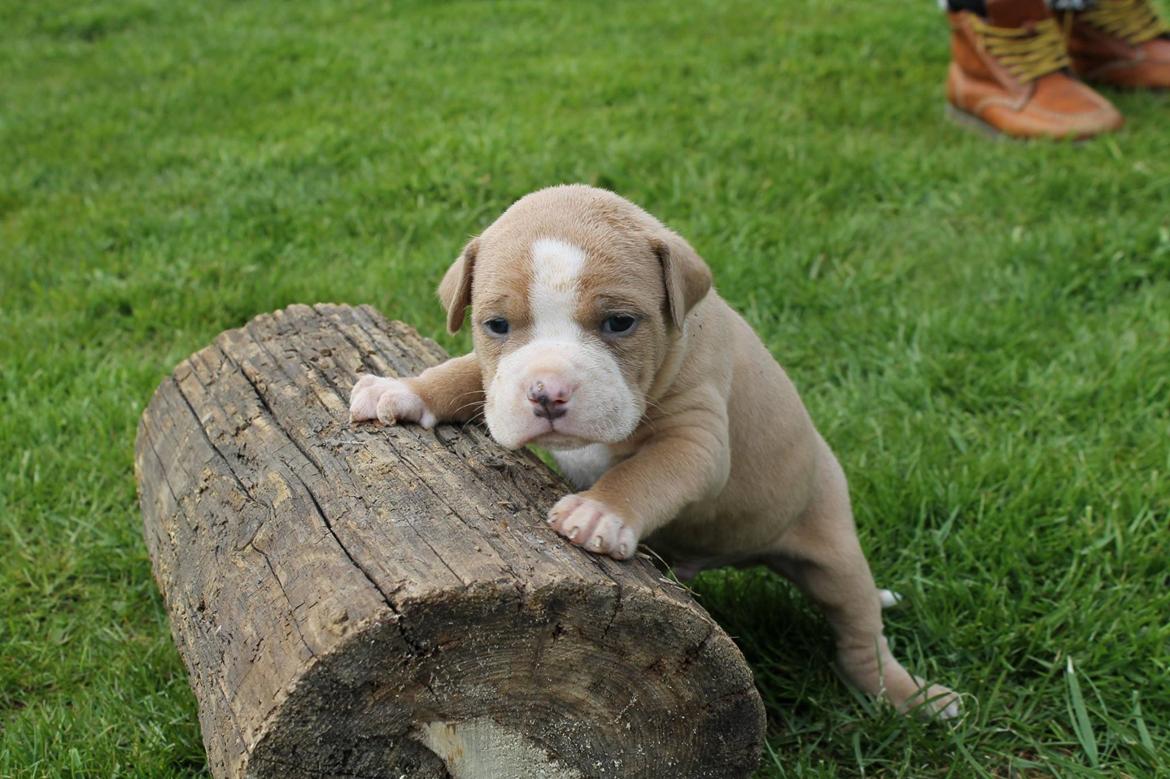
135,303,765,779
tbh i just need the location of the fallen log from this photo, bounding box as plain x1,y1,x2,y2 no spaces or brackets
135,303,765,779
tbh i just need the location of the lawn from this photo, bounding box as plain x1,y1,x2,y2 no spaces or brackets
2,0,1168,776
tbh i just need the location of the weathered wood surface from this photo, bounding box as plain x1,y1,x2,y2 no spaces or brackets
135,303,765,779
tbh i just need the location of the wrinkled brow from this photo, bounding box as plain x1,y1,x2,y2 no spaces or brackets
591,293,652,315
475,292,521,311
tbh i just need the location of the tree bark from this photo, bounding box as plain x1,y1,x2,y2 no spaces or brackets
135,303,765,779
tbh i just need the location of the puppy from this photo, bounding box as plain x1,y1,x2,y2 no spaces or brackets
350,185,960,718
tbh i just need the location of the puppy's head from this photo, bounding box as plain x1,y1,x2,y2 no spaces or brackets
439,185,711,450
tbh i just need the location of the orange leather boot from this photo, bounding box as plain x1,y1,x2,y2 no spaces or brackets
1058,0,1170,88
947,0,1124,139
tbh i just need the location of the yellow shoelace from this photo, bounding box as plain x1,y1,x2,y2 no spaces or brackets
972,17,1072,82
1077,0,1170,44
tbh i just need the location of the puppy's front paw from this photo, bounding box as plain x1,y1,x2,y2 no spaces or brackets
548,494,638,561
349,374,436,428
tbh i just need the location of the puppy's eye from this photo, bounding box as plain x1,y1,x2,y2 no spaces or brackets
601,314,638,336
483,318,510,337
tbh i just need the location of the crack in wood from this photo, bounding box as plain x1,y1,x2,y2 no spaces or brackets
138,419,257,758
229,331,470,591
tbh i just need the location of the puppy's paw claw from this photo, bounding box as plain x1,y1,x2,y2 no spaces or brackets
548,494,638,561
901,680,963,721
349,374,436,428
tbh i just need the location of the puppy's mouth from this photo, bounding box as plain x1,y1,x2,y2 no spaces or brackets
523,422,594,451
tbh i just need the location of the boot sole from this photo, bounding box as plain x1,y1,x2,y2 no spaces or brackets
944,103,1108,142
944,104,1011,140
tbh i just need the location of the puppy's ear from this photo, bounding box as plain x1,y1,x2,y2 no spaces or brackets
437,238,478,334
653,231,712,329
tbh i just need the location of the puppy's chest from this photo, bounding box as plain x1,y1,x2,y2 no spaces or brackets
552,444,614,489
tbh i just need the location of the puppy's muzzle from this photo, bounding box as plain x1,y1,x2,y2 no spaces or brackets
526,378,574,420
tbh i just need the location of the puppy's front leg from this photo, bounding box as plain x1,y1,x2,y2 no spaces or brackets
549,403,729,560
349,353,483,428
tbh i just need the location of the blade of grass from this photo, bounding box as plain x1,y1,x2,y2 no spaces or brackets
1065,657,1100,770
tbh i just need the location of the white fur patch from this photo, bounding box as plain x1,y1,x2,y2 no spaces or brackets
530,238,586,342
554,444,613,489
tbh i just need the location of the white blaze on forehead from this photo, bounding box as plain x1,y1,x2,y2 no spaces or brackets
530,238,586,338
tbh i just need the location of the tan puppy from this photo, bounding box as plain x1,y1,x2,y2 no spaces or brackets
350,185,961,718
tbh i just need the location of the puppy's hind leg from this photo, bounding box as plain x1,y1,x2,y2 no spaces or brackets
766,443,960,719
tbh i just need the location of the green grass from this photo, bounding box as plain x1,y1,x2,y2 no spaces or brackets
2,0,1168,775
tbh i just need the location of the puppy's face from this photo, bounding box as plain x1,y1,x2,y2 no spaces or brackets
438,186,711,451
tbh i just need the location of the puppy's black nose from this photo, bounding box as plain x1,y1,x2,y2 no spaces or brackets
532,395,568,420
526,379,571,420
